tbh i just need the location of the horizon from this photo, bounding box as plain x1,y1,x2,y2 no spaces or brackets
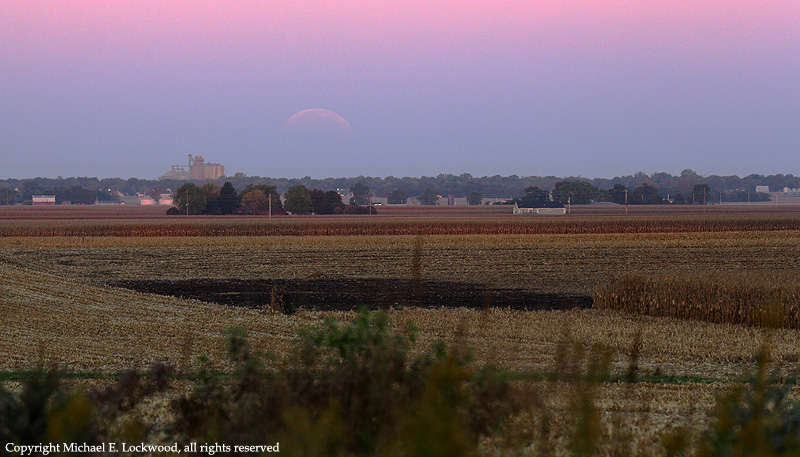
1,167,796,184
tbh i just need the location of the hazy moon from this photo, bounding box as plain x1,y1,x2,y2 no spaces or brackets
281,109,353,139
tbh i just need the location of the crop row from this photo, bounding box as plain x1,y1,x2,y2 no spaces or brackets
3,213,800,237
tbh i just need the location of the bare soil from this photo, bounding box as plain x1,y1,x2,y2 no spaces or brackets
108,278,592,312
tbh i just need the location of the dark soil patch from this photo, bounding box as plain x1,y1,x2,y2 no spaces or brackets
108,279,592,313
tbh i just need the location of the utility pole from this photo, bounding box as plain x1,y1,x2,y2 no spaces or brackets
703,188,706,214
186,188,189,216
567,196,571,214
624,189,628,216
268,193,272,219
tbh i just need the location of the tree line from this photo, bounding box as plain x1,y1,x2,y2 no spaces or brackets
170,182,377,215
0,169,789,205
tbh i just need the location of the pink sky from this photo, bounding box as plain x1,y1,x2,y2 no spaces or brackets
2,1,799,178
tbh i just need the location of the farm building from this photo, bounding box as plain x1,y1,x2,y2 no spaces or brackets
159,165,191,181
513,201,566,215
159,155,225,181
158,194,174,205
189,155,224,180
32,195,56,205
139,196,156,205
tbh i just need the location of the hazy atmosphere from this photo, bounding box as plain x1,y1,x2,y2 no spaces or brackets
2,1,798,179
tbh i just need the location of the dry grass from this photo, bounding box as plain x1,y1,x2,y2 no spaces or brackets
481,380,722,456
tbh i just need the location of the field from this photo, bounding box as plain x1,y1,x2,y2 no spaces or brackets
3,204,800,454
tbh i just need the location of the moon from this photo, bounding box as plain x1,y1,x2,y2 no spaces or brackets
281,109,353,140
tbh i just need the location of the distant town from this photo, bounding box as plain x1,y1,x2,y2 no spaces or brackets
2,158,800,209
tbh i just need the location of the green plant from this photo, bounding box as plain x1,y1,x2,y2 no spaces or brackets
696,346,800,457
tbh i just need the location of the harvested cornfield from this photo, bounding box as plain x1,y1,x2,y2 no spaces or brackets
594,271,800,329
4,212,800,455
0,265,305,371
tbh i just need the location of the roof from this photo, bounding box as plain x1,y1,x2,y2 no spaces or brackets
515,200,564,209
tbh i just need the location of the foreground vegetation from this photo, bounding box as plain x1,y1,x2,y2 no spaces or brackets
3,311,800,456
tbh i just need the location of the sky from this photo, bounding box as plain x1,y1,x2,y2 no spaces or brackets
1,1,799,179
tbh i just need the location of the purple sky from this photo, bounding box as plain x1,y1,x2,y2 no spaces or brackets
2,1,799,179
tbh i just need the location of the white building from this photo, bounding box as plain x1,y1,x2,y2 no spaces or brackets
32,195,56,205
513,202,566,215
158,194,174,205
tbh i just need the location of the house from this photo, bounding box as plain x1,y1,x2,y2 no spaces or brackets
513,201,566,215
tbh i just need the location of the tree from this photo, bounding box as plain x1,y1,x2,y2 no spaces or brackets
201,183,221,214
241,184,282,211
691,184,711,205
520,186,548,206
149,187,166,201
551,181,601,205
95,188,119,202
0,188,18,205
173,183,207,215
418,188,440,205
240,190,267,214
466,190,483,205
630,183,662,205
673,193,687,205
350,182,371,205
218,182,239,214
388,189,407,205
284,185,312,214
609,184,627,205
343,204,377,214
311,189,345,214
55,184,95,204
